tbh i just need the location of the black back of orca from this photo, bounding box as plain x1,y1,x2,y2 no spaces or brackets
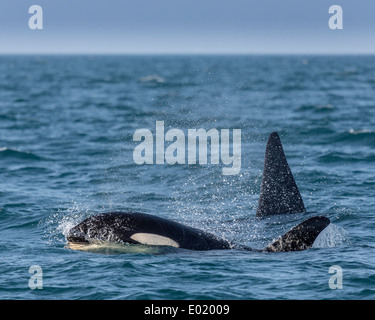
256,132,306,217
67,212,232,250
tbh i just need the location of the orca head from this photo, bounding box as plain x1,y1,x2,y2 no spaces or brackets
67,224,90,244
66,213,131,245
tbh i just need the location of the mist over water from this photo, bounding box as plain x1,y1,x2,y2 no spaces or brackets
1,55,375,299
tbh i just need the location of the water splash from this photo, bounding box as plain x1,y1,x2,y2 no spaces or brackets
42,200,92,245
313,223,351,248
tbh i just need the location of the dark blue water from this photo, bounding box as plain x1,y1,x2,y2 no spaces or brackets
1,55,375,299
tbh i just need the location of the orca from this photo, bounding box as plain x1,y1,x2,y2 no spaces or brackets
67,132,330,252
67,212,329,252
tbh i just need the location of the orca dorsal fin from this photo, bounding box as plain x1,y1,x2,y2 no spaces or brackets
264,216,330,252
256,132,306,217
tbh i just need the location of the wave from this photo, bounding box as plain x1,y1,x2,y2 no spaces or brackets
317,151,375,163
349,128,375,135
139,74,165,84
295,103,335,113
0,147,44,161
333,129,375,147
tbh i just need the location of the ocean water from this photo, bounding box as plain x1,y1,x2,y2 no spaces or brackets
1,55,375,300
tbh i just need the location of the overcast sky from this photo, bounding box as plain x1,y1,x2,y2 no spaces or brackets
1,0,374,54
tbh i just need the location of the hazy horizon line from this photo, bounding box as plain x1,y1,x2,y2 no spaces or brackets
1,52,375,56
